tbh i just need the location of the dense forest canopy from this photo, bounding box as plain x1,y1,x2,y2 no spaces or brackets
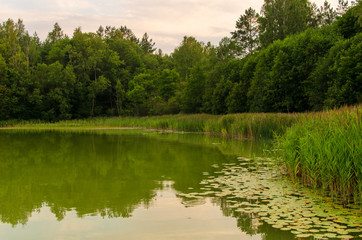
0,0,361,121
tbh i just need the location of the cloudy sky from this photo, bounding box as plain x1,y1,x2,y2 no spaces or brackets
0,0,341,53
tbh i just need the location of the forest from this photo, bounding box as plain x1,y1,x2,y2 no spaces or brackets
0,0,361,121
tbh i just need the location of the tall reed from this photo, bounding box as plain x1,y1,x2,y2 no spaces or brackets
276,105,362,203
1,113,301,139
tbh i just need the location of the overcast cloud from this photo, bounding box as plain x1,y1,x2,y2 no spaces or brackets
0,0,341,53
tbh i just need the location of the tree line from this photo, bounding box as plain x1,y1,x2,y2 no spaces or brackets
0,0,361,121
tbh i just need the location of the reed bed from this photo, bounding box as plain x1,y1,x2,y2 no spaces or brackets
276,105,362,203
1,113,301,139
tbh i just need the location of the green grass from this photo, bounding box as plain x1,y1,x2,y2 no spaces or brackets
275,105,362,203
0,113,301,139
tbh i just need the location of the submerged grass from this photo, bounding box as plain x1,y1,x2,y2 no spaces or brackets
275,105,362,203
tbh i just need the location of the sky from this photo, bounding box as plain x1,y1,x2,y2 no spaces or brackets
0,0,341,53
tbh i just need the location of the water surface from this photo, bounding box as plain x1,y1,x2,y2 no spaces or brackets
0,130,360,240
0,130,267,239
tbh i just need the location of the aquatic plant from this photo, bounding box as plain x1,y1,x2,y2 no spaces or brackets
181,156,362,240
276,105,362,203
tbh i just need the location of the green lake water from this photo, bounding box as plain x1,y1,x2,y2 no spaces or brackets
0,130,361,240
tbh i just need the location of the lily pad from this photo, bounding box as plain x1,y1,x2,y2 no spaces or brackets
295,233,312,238
336,235,354,239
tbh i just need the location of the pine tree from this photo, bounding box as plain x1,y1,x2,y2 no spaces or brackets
231,7,260,56
140,33,156,54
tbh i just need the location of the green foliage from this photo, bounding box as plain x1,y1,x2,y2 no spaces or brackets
46,22,64,43
247,43,279,112
324,34,362,107
309,32,361,110
212,78,233,114
181,64,206,113
337,2,362,39
30,62,76,121
259,0,312,47
226,56,257,113
158,69,180,101
248,26,342,113
126,73,157,115
216,37,242,60
0,84,12,119
172,36,205,81
88,75,110,116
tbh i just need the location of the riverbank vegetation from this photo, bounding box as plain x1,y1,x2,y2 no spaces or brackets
276,105,361,203
0,112,302,138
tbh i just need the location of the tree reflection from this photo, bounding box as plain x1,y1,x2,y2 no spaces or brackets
0,130,233,226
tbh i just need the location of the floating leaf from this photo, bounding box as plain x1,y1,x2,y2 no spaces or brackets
336,235,354,239
295,233,312,238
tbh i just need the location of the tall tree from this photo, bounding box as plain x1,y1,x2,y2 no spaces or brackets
259,0,312,47
96,25,104,38
231,7,260,56
216,37,241,61
119,26,139,43
46,23,64,43
140,33,156,54
317,0,338,26
172,36,205,81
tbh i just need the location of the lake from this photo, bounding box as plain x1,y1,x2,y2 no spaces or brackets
0,130,360,240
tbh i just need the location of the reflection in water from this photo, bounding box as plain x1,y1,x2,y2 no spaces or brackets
0,130,275,240
0,181,264,240
0,130,240,225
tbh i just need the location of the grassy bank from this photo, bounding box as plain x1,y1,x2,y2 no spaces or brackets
276,105,361,203
0,112,302,139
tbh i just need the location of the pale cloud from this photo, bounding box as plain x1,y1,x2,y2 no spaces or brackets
55,0,99,13
0,0,342,53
